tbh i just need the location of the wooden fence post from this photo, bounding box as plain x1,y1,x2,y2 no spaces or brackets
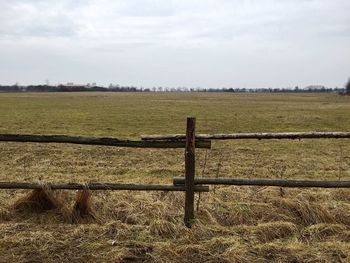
184,117,196,228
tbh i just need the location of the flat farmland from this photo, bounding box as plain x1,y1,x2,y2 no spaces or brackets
0,92,349,262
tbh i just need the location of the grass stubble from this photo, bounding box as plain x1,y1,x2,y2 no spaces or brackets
0,92,349,262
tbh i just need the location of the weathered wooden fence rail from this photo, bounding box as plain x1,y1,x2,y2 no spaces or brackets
0,182,209,192
141,131,350,141
1,117,350,228
173,177,350,188
0,134,211,149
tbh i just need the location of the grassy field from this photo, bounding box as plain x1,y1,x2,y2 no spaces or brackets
0,92,349,262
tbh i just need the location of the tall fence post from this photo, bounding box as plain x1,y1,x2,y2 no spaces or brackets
184,117,196,228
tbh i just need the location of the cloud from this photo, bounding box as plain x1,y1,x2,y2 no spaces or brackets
1,0,349,44
0,0,349,87
0,1,78,38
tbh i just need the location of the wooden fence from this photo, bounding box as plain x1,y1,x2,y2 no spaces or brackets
0,117,350,227
143,119,350,226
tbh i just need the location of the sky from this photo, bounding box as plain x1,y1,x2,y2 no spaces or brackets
0,0,349,89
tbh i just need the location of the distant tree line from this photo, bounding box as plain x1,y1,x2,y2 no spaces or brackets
0,84,145,93
0,84,346,93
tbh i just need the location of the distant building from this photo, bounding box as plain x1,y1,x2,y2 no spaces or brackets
60,82,87,88
86,83,97,88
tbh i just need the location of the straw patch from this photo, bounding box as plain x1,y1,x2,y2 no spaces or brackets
210,202,289,226
300,223,350,243
119,242,153,262
112,200,140,225
272,197,335,225
256,242,303,262
176,244,224,263
331,204,350,225
252,221,298,242
203,236,240,255
331,189,350,202
0,207,11,221
149,219,178,238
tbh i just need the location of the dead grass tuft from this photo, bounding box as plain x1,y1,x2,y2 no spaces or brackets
0,207,11,221
71,189,96,222
210,201,290,226
222,244,255,263
300,223,350,243
256,242,303,262
112,200,140,225
119,242,153,262
331,189,350,202
176,244,226,263
252,221,298,242
149,219,178,238
331,204,350,226
203,236,240,255
13,188,64,213
272,196,335,225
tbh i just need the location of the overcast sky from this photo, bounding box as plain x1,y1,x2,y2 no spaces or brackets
0,0,349,88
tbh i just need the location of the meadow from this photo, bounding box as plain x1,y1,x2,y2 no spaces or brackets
0,92,349,262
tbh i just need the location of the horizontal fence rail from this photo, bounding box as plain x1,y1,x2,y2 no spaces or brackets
0,182,209,192
0,134,211,149
173,177,350,188
142,131,350,141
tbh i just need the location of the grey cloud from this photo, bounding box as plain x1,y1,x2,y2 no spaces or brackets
0,0,82,38
0,0,349,87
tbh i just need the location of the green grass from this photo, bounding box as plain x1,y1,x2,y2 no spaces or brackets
1,92,349,136
0,92,349,181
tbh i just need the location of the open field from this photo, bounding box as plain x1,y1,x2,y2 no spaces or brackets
0,92,350,262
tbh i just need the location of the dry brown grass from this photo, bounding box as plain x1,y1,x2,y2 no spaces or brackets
1,186,348,262
71,189,96,222
0,92,349,262
13,188,63,212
